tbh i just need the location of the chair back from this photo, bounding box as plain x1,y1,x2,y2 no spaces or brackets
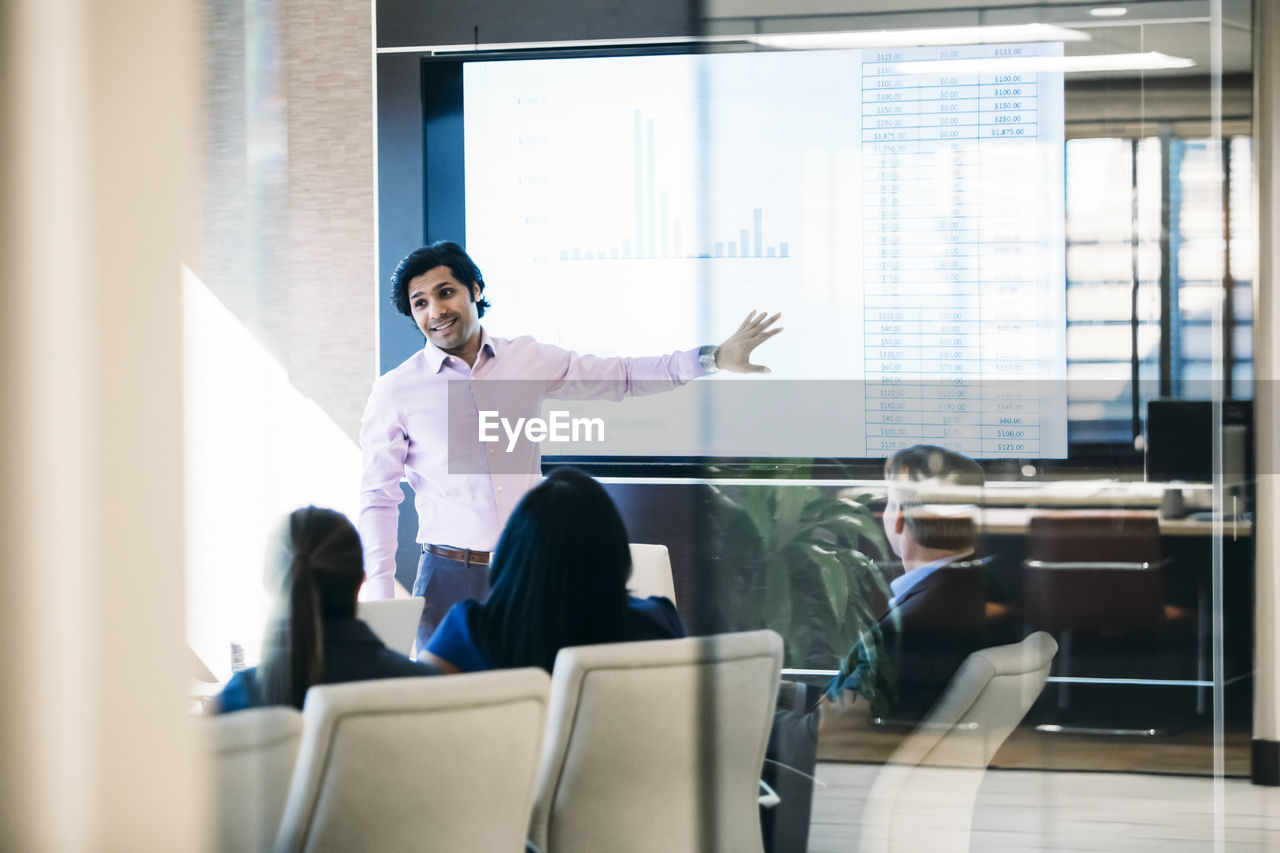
628,543,677,606
356,596,425,658
1023,513,1166,632
861,632,1057,853
274,670,550,853
530,630,783,853
208,706,304,853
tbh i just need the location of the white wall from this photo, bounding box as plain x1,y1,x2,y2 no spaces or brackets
190,0,379,674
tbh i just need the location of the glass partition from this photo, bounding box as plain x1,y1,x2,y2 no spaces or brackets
193,0,1263,850
691,2,1254,850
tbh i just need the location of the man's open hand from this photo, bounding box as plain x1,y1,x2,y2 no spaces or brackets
716,310,783,373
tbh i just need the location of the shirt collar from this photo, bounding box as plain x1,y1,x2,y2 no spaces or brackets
888,549,974,606
478,329,499,359
422,327,497,374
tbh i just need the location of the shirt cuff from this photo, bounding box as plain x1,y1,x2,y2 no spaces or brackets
365,575,396,600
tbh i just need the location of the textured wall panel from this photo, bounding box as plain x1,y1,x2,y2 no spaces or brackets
198,0,375,441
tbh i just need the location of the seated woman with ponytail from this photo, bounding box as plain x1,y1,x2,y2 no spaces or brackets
217,506,436,713
420,468,684,674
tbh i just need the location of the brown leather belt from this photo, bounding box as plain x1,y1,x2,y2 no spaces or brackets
422,543,491,566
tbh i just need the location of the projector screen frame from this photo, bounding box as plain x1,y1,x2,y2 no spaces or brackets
377,42,1139,478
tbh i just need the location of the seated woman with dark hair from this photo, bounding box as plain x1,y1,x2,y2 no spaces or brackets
217,506,436,713
420,468,684,674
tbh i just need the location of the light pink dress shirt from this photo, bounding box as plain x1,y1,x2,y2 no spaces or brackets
358,329,705,599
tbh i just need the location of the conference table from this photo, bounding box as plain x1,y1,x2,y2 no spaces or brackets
974,505,1252,537
837,477,1252,536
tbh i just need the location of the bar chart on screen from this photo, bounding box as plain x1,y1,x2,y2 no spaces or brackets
465,52,856,361
550,110,790,263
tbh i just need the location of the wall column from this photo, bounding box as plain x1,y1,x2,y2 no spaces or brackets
1252,0,1280,787
0,0,206,846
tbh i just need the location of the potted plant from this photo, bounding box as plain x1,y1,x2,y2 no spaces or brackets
705,472,892,670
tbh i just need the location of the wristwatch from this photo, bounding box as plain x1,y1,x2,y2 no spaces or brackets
698,344,720,373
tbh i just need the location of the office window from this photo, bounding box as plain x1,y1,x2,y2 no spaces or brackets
1170,136,1253,398
1229,137,1255,396
1064,137,1162,444
1174,138,1224,390
1064,134,1253,446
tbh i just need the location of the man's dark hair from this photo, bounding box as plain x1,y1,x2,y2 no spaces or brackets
389,241,491,318
884,444,984,551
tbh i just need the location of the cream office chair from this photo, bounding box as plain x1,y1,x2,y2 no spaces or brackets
208,706,304,853
274,669,550,853
627,542,677,605
860,631,1058,853
356,596,425,657
528,629,783,853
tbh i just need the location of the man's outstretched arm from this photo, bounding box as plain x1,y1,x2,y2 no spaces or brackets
547,310,785,398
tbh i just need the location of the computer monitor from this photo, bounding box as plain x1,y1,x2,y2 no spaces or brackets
1145,399,1253,489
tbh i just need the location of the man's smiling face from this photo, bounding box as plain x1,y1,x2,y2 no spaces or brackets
408,266,483,358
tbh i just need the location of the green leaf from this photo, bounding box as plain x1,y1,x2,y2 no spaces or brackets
733,487,776,551
812,496,868,520
800,492,844,523
818,514,874,545
850,551,893,596
799,498,887,553
769,485,816,548
707,489,767,553
762,554,791,640
824,502,885,540
798,543,849,621
834,619,859,664
847,593,881,638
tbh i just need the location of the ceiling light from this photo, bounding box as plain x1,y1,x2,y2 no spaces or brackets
1089,6,1129,16
746,23,1089,51
892,51,1194,74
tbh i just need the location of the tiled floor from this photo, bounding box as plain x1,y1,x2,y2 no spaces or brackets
809,762,1280,851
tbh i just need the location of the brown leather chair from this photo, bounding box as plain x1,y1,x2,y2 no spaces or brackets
1021,512,1199,732
1024,513,1172,631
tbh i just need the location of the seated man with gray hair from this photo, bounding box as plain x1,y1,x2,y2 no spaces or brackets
826,444,988,722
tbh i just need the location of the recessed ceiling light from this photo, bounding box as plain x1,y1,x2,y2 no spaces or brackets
1089,6,1129,16
747,23,1089,50
893,51,1194,74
